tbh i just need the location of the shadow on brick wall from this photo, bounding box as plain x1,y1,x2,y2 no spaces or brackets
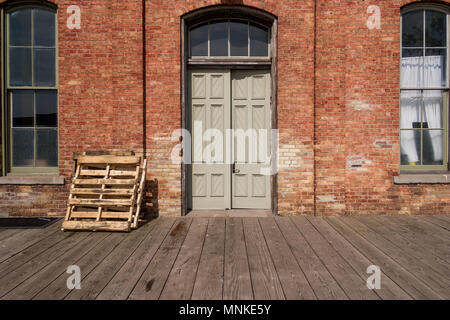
143,178,159,219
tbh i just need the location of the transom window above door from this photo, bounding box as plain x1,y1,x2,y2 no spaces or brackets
189,20,269,58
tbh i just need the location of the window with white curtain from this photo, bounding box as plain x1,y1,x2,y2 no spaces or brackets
401,6,449,170
5,5,58,174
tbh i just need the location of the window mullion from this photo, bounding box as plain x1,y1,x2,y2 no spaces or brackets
421,89,424,165
31,9,34,87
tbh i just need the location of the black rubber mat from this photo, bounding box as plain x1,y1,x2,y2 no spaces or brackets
0,217,60,229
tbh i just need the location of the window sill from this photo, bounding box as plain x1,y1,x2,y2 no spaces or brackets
394,173,450,184
0,175,65,185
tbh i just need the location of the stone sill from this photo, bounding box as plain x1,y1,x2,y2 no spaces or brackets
394,173,450,184
0,175,65,185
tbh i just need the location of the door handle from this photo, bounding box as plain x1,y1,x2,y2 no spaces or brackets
232,163,240,174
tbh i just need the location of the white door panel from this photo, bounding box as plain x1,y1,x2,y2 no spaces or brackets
190,70,231,210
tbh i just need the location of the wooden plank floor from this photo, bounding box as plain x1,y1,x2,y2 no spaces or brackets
0,214,448,300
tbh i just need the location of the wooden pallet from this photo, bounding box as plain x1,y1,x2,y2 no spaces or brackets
62,155,148,232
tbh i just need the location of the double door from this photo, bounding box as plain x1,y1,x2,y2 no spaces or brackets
189,69,271,210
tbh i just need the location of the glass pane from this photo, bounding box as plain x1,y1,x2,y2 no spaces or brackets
426,10,446,47
190,24,208,56
230,21,248,56
400,130,421,165
424,49,446,87
423,130,444,165
401,49,423,87
423,90,443,128
10,48,32,86
12,90,34,127
34,48,56,87
9,9,31,46
402,10,424,47
400,90,421,128
34,9,55,47
36,129,58,167
12,128,34,167
210,21,228,56
250,23,268,57
36,90,57,127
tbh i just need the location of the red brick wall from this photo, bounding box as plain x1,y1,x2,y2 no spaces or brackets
0,0,145,216
315,0,450,216
0,0,449,217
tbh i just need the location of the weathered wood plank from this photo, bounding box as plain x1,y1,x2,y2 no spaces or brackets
0,229,72,275
0,222,61,264
64,223,152,300
191,218,226,300
242,218,285,300
97,218,176,300
291,216,378,300
129,218,192,300
0,232,90,298
223,218,253,300
396,215,450,242
159,218,208,300
327,217,443,299
307,217,412,300
73,179,136,186
0,229,27,242
356,215,450,266
274,217,348,300
33,232,128,300
69,211,130,219
80,169,137,177
258,217,316,300
3,232,111,299
366,215,449,263
69,199,132,206
342,216,450,299
61,221,130,232
70,188,134,196
419,215,450,231
77,155,140,165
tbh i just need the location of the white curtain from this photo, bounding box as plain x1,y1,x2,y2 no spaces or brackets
400,55,444,164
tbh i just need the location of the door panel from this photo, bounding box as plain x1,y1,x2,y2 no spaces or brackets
232,70,271,209
190,70,231,209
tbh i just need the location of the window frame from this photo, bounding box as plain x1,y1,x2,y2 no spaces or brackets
1,3,59,175
400,4,450,172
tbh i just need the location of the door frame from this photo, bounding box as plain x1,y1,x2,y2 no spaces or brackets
180,6,278,216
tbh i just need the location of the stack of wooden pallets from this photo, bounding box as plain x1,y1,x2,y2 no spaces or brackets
62,155,147,232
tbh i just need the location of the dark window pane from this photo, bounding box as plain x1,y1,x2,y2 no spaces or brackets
423,90,444,129
402,10,424,47
36,129,58,167
250,23,268,57
12,90,34,127
426,10,446,47
34,48,56,87
12,128,34,167
400,90,421,129
401,49,423,87
34,9,55,47
400,130,421,165
423,130,443,165
190,24,208,56
230,21,248,56
36,90,57,127
10,48,32,86
210,21,228,56
9,9,31,46
425,49,446,87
